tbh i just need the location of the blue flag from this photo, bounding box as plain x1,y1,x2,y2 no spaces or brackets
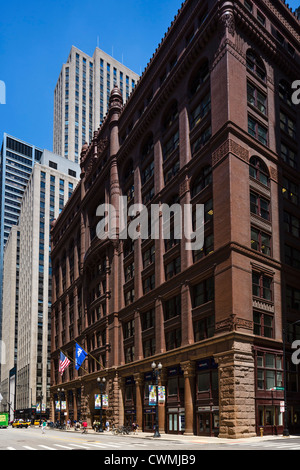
75,343,88,370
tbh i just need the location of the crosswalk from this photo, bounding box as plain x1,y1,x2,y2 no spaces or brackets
221,440,300,450
6,440,148,451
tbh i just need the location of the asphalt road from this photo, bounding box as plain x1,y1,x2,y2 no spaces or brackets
1,427,300,453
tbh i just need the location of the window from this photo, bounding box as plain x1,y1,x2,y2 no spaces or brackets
250,192,270,221
284,211,300,238
191,166,212,197
280,111,296,139
247,82,267,115
251,227,271,256
165,257,181,280
124,319,135,339
125,288,135,306
190,92,211,129
143,245,155,268
163,101,178,130
248,116,268,145
189,61,209,97
141,308,155,331
193,278,214,307
194,316,215,341
124,262,134,282
143,338,155,358
257,11,266,26
281,143,297,169
279,80,292,107
142,160,154,185
191,127,212,155
163,130,179,161
253,312,274,338
143,274,155,294
193,233,214,262
252,272,272,301
282,177,298,205
164,295,181,321
246,50,266,82
165,329,181,351
286,286,300,311
125,346,135,364
249,156,270,186
285,245,300,269
68,169,77,178
256,352,283,391
244,0,253,12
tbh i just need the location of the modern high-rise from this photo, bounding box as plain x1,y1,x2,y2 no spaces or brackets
0,226,19,420
0,134,43,338
53,46,140,163
14,151,79,417
51,0,300,438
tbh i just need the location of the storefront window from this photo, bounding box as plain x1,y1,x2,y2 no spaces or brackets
256,351,283,391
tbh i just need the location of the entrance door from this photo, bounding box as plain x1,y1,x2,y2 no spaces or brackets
168,413,179,434
198,413,211,436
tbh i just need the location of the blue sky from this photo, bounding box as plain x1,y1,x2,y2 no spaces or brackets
0,0,183,151
0,0,299,152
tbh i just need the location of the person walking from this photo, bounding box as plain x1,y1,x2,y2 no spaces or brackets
81,420,88,434
42,420,47,435
105,420,110,432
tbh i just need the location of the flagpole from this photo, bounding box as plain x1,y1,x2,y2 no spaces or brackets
60,349,89,375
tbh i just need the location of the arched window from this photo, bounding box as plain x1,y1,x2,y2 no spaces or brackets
189,60,209,97
249,156,270,186
246,50,266,82
191,166,212,198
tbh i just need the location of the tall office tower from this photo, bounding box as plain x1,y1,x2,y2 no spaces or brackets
53,46,140,163
0,226,19,420
0,134,43,338
51,0,300,438
15,151,79,418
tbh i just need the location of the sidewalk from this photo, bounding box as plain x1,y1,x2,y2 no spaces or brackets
59,427,299,444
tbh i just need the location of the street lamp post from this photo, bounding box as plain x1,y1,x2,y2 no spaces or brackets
37,393,43,426
97,377,106,432
151,361,162,438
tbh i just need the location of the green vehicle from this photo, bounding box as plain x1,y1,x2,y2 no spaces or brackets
0,413,9,429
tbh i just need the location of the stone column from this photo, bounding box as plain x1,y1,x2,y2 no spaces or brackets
134,373,143,431
134,310,143,361
155,297,166,354
215,339,256,439
158,369,167,434
181,361,195,436
73,388,78,422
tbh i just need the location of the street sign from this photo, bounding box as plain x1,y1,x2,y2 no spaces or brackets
269,387,284,391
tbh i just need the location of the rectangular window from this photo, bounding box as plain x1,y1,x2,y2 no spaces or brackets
280,111,296,139
282,177,299,205
284,211,300,238
194,316,215,341
164,295,181,321
250,192,270,220
252,272,273,301
248,116,268,145
193,278,214,307
247,82,267,115
251,227,271,256
253,311,274,338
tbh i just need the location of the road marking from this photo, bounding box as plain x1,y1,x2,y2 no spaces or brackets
54,444,74,450
67,443,91,449
23,446,37,450
7,447,16,450
38,445,56,450
82,443,109,449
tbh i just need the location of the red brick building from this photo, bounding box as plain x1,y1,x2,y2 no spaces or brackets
50,0,300,438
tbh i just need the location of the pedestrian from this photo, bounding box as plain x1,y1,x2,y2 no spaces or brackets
67,419,71,430
81,420,88,434
105,420,110,432
42,420,47,435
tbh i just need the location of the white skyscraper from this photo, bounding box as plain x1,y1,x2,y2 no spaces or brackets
15,152,79,416
53,46,140,163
